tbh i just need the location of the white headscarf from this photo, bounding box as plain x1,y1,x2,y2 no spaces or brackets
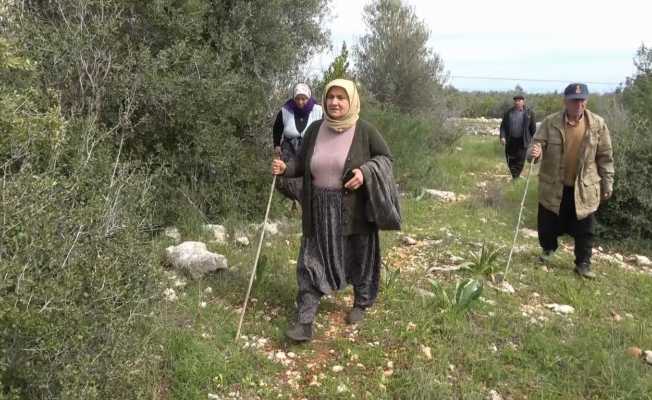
293,83,311,99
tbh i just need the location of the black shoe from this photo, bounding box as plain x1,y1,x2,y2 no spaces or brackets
285,322,313,342
574,263,596,279
346,307,366,325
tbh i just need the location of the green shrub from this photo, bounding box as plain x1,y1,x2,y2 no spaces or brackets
8,0,329,226
362,104,460,192
0,39,159,399
594,46,652,250
1,0,332,395
596,108,652,249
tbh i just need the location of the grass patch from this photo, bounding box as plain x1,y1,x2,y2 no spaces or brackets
155,135,652,400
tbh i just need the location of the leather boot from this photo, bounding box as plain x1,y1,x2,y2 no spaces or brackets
285,322,313,342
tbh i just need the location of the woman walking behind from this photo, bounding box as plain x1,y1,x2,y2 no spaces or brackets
271,79,400,342
272,83,323,203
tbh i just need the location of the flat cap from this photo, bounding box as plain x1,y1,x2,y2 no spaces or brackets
564,83,589,100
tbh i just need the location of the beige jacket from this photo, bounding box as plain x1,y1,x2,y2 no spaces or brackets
528,109,614,219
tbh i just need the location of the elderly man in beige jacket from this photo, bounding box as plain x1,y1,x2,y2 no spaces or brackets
529,83,614,279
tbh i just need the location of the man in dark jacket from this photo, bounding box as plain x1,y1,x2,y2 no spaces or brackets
500,95,537,179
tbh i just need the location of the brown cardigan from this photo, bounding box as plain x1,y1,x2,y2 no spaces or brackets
284,119,392,236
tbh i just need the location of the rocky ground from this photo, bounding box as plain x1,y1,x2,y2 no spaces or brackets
155,136,652,400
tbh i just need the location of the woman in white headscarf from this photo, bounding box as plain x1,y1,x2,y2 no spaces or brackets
272,79,398,342
272,83,323,203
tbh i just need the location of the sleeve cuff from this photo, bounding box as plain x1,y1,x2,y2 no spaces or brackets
284,161,296,177
359,164,371,182
601,179,613,194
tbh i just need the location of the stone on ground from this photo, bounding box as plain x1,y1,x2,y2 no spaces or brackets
163,288,178,302
449,255,465,264
264,221,281,235
166,241,228,279
420,189,458,202
203,224,227,243
402,235,418,246
634,255,652,267
644,350,652,365
545,303,575,315
428,265,463,273
487,389,504,400
421,345,432,360
236,236,250,246
413,288,436,298
490,281,515,294
520,228,538,239
164,226,181,243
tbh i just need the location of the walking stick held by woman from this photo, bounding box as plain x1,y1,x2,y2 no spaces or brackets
235,149,281,341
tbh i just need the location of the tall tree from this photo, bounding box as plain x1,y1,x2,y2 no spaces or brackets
8,0,330,221
355,0,446,112
623,44,652,123
315,41,351,96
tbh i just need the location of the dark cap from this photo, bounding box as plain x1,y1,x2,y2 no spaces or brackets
513,94,525,100
564,83,589,100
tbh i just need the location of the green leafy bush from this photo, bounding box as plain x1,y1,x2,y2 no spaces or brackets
595,45,652,249
2,0,332,396
0,41,160,398
9,0,329,226
363,104,460,192
596,110,652,249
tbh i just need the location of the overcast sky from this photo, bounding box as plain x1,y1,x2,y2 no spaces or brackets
308,0,652,93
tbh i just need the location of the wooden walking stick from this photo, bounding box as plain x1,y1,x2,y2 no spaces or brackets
500,160,535,283
235,148,282,341
235,174,277,341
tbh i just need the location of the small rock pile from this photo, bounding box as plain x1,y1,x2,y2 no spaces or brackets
446,117,501,136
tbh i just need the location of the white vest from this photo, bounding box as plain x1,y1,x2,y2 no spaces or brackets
281,105,323,140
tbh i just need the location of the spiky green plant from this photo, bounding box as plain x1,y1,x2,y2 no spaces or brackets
430,278,483,312
466,242,503,277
